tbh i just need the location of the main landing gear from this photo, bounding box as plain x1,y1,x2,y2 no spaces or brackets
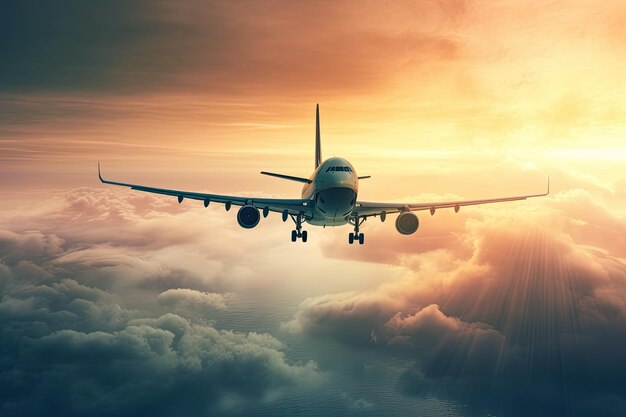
290,213,308,243
348,215,365,245
348,232,364,245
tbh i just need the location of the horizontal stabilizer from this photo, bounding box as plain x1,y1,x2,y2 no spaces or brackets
260,171,312,184
358,176,371,180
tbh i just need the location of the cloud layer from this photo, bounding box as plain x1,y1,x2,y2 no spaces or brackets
0,188,321,416
287,188,626,416
1,167,625,416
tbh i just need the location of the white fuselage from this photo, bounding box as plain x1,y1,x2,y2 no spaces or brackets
301,157,358,226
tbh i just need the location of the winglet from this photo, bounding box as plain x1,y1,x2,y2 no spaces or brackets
547,176,550,195
98,162,104,182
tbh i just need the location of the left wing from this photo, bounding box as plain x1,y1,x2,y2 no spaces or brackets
354,178,550,218
98,163,313,217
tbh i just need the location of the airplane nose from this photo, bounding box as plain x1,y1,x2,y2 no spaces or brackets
317,187,356,218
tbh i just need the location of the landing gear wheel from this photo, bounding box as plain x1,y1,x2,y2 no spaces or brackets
289,213,308,242
349,215,367,245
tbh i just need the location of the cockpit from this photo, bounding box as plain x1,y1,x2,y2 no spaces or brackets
325,166,353,173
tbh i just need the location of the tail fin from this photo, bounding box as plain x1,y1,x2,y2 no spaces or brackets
315,104,322,169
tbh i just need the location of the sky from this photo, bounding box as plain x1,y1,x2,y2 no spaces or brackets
1,1,626,416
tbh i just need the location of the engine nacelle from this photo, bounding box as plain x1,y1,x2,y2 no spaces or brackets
237,205,260,229
395,212,419,235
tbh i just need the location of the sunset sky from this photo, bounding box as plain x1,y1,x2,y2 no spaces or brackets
1,1,626,416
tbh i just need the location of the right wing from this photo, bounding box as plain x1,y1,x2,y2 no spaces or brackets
98,163,313,217
354,178,550,218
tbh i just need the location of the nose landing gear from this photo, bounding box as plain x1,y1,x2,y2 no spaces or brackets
290,213,308,242
348,215,365,245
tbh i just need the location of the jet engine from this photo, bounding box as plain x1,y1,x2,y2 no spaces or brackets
237,205,261,229
395,212,419,235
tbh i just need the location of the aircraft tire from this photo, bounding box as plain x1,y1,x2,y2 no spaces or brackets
291,230,297,242
348,233,354,244
302,230,308,242
358,233,365,245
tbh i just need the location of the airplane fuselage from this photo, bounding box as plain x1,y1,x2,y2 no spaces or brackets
302,157,358,226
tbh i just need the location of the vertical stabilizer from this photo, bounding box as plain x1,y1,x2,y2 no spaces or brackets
315,104,322,168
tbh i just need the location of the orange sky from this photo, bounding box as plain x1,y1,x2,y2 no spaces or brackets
1,1,625,270
1,0,625,201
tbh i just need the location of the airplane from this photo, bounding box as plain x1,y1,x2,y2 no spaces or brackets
98,104,549,245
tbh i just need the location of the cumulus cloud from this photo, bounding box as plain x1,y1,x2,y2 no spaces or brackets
1,310,320,416
287,189,626,416
158,288,229,310
0,187,288,295
0,230,65,265
0,188,321,416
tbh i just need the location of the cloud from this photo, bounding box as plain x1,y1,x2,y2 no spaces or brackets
2,311,321,416
0,188,322,416
0,230,65,265
0,187,292,295
340,392,374,410
0,0,469,95
158,288,229,311
0,0,180,92
287,191,626,416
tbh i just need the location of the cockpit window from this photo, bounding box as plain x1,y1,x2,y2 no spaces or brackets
325,166,352,173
